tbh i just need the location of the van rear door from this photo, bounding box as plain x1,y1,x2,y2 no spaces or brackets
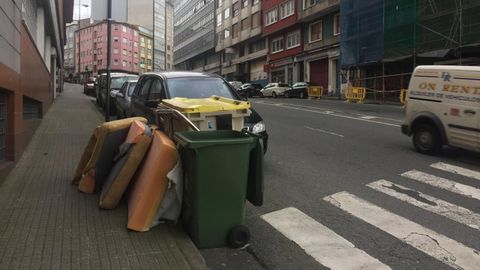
441,69,480,150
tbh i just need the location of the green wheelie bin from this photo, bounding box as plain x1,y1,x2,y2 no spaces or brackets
175,130,262,249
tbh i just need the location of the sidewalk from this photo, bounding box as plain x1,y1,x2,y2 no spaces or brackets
0,83,206,270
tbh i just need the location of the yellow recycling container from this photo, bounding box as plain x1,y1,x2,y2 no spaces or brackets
161,96,251,131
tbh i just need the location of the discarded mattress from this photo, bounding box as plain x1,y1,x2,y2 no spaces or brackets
72,117,148,194
98,120,153,209
127,130,178,232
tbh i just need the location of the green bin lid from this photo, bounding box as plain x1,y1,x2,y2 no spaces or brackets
174,130,255,149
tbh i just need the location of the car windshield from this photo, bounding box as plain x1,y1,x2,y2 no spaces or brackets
166,77,237,99
111,76,137,89
127,82,137,96
293,83,304,87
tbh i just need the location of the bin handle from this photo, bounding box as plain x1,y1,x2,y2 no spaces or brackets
171,108,200,131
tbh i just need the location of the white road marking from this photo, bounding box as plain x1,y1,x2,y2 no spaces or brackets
305,126,345,138
431,162,480,181
401,170,480,201
324,192,480,270
360,116,377,120
261,207,390,270
367,180,480,230
254,101,400,127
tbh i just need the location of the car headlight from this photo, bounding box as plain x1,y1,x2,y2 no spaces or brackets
252,121,265,134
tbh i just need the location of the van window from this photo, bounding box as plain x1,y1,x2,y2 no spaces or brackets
149,79,166,100
139,79,152,100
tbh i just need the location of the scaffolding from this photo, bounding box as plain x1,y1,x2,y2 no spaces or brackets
340,0,480,102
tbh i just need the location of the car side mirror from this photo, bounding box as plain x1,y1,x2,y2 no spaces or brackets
116,92,124,98
145,100,160,108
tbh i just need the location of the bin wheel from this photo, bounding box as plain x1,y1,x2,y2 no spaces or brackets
228,225,250,248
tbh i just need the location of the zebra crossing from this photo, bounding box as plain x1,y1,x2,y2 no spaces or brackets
261,162,480,270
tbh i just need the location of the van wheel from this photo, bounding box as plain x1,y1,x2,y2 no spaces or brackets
413,124,441,155
272,92,277,98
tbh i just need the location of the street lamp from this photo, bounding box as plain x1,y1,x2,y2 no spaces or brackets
77,1,89,83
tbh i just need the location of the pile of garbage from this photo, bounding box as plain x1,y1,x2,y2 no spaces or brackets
71,96,263,248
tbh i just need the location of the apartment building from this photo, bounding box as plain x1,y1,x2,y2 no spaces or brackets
215,0,267,83
0,0,73,177
74,21,139,78
138,27,154,74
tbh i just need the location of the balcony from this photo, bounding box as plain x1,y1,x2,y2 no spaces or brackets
299,0,340,22
231,48,268,65
304,35,340,52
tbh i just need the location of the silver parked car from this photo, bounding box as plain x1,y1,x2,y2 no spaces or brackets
260,83,291,98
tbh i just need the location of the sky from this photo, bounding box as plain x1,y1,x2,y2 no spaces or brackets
73,0,92,20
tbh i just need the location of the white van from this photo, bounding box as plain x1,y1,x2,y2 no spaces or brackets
402,65,480,154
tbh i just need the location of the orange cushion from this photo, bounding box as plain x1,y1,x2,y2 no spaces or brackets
127,131,178,232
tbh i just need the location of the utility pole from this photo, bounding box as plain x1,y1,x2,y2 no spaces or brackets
106,0,112,122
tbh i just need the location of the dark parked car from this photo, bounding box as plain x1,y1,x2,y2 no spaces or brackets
95,73,138,115
238,83,262,98
114,79,137,119
285,82,311,99
130,71,269,152
83,77,96,96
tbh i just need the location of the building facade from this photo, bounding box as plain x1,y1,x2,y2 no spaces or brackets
174,0,221,73
74,21,139,78
138,27,154,74
0,0,73,178
64,21,78,80
262,0,304,85
165,0,175,70
153,0,167,70
298,0,340,95
215,0,267,84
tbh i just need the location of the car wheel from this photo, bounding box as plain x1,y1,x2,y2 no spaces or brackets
413,124,442,155
259,92,264,98
272,92,277,98
300,92,305,99
285,92,290,98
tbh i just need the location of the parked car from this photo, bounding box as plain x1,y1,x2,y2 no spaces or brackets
130,71,269,152
228,81,243,90
260,83,290,98
83,77,96,96
95,73,138,115
401,65,480,155
114,80,137,119
238,83,262,98
285,82,311,99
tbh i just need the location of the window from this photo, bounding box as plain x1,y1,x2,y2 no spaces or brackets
113,36,119,42
138,79,152,99
140,36,145,43
253,0,259,5
309,21,322,42
114,24,118,31
241,18,250,31
122,25,127,32
286,31,300,49
266,9,277,26
280,0,294,19
122,38,127,44
305,0,323,9
134,42,138,47
334,13,340,36
252,12,260,28
149,79,166,100
123,49,127,55
114,59,119,65
217,13,222,26
134,30,138,36
224,8,230,19
242,0,248,8
233,2,240,17
122,60,127,67
232,23,240,38
271,37,283,53
224,29,230,38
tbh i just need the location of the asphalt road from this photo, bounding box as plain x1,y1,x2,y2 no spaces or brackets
202,97,480,270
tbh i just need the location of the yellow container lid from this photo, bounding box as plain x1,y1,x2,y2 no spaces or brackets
161,95,251,113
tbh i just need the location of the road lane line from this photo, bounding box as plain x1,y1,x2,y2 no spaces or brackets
430,162,480,181
304,126,345,138
367,180,480,230
401,170,480,201
253,101,400,127
360,116,377,120
324,192,480,270
261,207,390,270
